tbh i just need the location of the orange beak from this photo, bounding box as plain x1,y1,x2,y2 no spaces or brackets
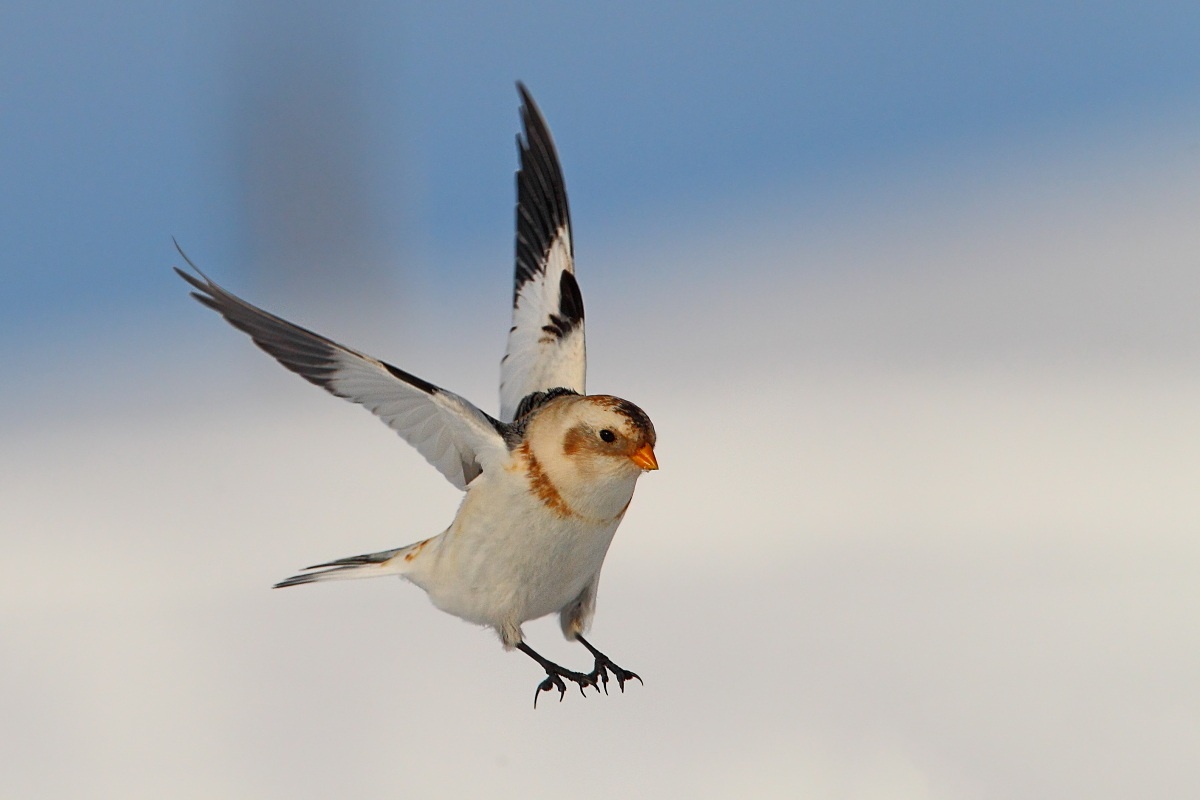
629,443,659,471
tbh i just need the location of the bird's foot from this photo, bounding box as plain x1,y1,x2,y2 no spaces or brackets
532,666,597,707
517,643,597,708
577,635,642,695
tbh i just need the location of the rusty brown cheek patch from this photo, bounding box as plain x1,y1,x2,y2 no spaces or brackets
519,442,575,518
562,427,587,457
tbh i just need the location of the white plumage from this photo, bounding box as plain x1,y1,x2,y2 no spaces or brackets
177,84,658,705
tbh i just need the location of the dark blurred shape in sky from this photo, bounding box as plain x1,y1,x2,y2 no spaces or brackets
230,0,393,305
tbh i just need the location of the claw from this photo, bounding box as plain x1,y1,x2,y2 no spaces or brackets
615,668,643,692
533,674,567,709
594,665,610,695
576,635,642,695
519,641,596,708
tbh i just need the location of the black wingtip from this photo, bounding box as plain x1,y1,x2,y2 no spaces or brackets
516,80,533,106
516,82,547,134
516,83,554,149
172,236,194,268
513,82,573,302
171,238,214,284
273,575,316,589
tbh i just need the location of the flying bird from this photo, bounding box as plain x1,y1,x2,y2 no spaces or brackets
176,84,658,706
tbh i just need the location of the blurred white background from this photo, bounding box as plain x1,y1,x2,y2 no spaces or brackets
3,2,1199,798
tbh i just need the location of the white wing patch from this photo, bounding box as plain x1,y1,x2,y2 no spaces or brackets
501,228,585,421
325,353,507,489
499,84,586,422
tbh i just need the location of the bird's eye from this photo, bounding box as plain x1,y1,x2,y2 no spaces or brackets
599,429,616,443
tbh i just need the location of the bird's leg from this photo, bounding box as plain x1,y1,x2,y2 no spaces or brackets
576,635,642,694
517,642,597,707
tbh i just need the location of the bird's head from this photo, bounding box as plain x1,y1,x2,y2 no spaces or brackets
524,393,657,520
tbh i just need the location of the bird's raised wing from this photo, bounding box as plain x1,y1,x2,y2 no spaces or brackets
175,247,507,490
499,83,586,423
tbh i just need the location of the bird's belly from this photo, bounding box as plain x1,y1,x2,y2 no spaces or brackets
419,488,621,627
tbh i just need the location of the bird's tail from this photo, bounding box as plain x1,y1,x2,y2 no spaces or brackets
274,538,431,588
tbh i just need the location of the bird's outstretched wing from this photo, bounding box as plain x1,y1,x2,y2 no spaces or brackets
499,83,586,423
175,245,507,490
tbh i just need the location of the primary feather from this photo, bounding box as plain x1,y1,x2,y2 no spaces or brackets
500,82,586,422
174,245,507,490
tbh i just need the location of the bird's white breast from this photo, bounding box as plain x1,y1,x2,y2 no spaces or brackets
408,446,634,632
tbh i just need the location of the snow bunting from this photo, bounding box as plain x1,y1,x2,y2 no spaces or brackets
176,83,657,706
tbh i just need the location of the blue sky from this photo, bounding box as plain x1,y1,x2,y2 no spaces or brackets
4,1,1199,344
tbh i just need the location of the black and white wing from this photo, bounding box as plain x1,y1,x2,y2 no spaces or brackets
499,83,586,423
175,247,507,490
